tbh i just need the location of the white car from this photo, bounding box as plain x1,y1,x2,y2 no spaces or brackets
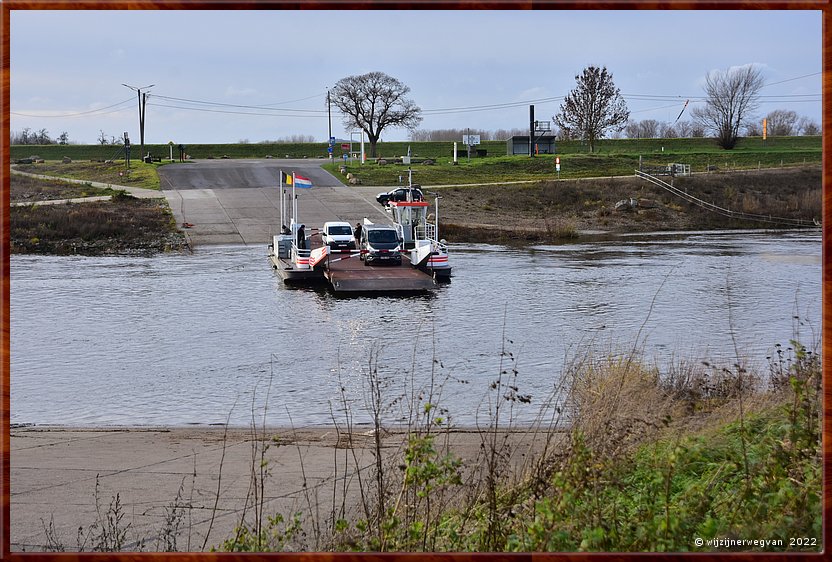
321,221,356,251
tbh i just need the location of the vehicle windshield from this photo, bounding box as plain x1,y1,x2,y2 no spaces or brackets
328,226,353,236
368,229,399,244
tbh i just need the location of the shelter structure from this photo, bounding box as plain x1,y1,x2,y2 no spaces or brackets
506,135,557,156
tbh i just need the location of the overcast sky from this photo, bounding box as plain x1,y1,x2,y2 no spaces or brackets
10,9,822,145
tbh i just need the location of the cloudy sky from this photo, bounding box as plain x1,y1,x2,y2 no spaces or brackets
10,9,822,145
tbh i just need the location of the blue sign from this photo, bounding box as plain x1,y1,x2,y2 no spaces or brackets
329,136,335,145
327,146,333,153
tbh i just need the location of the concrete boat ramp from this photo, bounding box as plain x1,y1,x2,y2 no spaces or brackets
158,159,392,246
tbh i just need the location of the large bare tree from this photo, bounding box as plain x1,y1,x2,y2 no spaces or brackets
692,65,764,149
765,109,798,136
553,66,629,153
331,71,422,157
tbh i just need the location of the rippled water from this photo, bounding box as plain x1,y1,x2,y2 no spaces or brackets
10,230,821,427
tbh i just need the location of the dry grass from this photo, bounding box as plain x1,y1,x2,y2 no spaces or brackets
11,194,187,255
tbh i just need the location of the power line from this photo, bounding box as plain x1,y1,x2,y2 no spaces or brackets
147,102,327,118
11,98,134,118
764,71,821,88
151,93,327,113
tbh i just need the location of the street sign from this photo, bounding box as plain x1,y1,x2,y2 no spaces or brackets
462,134,481,146
556,164,561,172
556,157,560,164
327,146,333,153
329,136,336,144
341,143,350,150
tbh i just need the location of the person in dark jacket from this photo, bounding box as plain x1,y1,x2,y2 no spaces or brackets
297,224,306,249
353,222,363,241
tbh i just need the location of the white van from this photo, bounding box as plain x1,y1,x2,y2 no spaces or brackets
321,221,356,251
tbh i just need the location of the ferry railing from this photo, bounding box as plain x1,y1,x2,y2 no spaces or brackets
291,244,312,264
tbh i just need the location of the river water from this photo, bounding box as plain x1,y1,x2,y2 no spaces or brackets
10,230,821,428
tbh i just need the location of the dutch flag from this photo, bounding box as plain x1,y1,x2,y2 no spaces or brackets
294,174,313,189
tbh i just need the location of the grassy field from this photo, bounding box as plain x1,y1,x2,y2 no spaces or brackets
326,137,821,187
14,160,163,190
10,173,122,202
11,135,821,173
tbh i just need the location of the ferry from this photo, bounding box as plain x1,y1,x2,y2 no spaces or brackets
268,172,450,291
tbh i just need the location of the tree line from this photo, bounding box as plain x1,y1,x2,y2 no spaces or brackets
12,67,820,151
10,127,69,145
331,66,820,156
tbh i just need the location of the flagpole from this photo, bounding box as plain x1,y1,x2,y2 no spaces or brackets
279,171,284,232
292,172,297,227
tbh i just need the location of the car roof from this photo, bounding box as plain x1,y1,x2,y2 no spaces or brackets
323,221,352,228
365,223,397,230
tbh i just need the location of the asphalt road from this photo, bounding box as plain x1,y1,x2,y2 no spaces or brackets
158,159,391,246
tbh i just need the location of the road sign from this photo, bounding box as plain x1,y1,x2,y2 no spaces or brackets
556,157,560,164
341,143,350,150
329,136,336,144
462,134,481,146
327,146,333,154
556,164,561,172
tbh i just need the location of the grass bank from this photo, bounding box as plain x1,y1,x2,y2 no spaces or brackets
10,189,187,256
10,172,122,202
11,136,820,163
14,160,163,190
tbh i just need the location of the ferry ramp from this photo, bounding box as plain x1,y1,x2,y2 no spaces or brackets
158,159,391,246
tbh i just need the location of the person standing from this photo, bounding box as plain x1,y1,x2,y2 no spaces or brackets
296,224,306,249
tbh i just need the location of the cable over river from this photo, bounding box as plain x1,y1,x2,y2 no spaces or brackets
11,230,820,427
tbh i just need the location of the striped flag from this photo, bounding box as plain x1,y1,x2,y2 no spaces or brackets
295,174,313,189
280,171,292,185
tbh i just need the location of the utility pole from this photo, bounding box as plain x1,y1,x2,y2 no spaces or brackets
327,88,333,163
122,83,154,161
529,105,535,158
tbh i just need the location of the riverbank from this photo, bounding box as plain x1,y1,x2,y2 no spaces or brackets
11,343,821,553
9,163,820,255
11,425,546,552
436,166,822,244
9,170,188,255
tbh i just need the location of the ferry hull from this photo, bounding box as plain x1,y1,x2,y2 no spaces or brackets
269,254,325,283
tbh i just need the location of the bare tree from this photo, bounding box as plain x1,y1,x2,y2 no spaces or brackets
797,116,820,136
624,120,640,139
409,128,491,142
692,65,764,149
331,71,422,157
675,120,693,138
639,119,660,138
745,121,762,137
765,109,798,136
659,122,677,139
58,131,69,145
98,130,108,145
35,128,52,145
492,128,528,140
553,65,629,152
